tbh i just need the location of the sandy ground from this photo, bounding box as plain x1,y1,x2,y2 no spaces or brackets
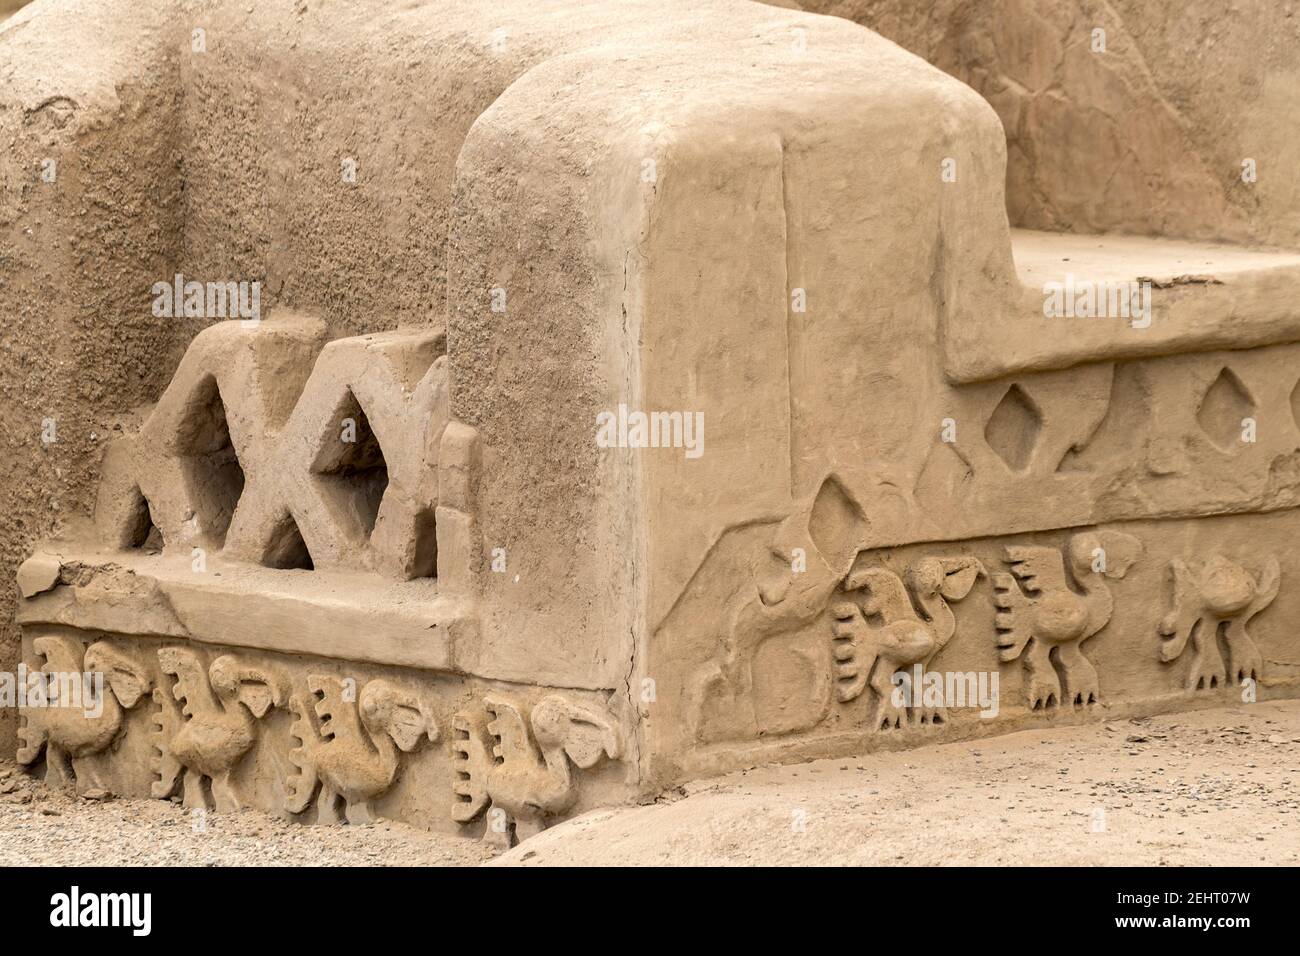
0,773,496,867
496,699,1300,866
2,699,1297,866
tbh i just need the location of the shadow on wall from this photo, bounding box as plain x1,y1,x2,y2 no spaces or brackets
804,0,1300,248
1,0,32,22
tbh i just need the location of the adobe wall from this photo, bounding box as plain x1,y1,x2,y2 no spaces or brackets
6,0,1025,834
804,0,1300,246
0,0,199,755
5,0,1300,840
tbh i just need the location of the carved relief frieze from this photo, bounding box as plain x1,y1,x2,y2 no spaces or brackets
993,532,1141,709
830,556,983,729
286,676,438,824
1158,555,1279,691
451,694,622,842
686,475,866,744
151,647,286,810
17,636,151,791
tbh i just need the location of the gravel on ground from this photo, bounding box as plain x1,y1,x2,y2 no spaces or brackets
3,700,1298,866
496,699,1300,866
0,769,496,867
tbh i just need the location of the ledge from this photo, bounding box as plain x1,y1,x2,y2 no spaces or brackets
945,229,1300,382
15,548,471,673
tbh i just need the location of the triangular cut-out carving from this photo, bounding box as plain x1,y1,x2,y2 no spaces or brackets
914,442,974,505
311,389,389,540
262,511,314,571
175,375,245,546
984,384,1041,472
123,485,164,553
1196,367,1254,452
806,475,863,573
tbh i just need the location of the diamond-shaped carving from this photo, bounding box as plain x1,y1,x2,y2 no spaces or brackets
310,388,390,542
1197,367,1254,452
984,384,1041,472
1290,377,1300,433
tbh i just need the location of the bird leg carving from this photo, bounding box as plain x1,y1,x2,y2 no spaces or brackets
994,532,1138,710
450,693,622,843
833,554,982,730
1158,555,1278,692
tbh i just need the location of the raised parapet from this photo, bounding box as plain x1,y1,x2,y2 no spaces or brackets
446,7,1014,692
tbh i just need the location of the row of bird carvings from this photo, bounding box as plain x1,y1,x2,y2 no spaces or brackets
822,532,1279,729
15,637,623,838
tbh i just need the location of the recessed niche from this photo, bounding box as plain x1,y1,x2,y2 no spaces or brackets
1196,367,1255,452
261,510,314,571
409,506,438,579
985,384,1042,472
175,375,245,547
123,485,163,553
311,388,389,542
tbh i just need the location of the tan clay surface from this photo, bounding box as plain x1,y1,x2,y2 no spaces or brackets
806,0,1300,247
2,0,1298,853
0,758,495,866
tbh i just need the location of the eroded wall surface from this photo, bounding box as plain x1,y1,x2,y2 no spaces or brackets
805,0,1300,246
0,0,200,755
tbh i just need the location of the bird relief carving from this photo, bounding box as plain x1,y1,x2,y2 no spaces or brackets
151,647,286,810
829,555,984,729
286,676,437,825
1158,554,1279,692
993,531,1141,709
17,636,150,792
451,693,622,843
